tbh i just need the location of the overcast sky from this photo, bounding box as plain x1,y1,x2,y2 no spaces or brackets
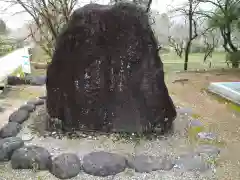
0,0,212,30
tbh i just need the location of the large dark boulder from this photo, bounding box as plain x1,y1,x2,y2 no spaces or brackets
11,145,52,170
46,2,176,133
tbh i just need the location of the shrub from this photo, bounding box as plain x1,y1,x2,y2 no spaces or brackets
226,51,240,68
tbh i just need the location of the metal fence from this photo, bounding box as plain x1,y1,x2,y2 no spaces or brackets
163,60,233,73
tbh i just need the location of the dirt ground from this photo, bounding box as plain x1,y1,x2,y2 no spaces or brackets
1,67,240,179
166,69,240,180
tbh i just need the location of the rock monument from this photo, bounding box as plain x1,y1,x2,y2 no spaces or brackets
46,2,176,134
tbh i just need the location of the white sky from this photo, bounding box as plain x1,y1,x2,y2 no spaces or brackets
0,0,212,30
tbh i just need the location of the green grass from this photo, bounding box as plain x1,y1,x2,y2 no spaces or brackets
31,45,229,73
161,52,228,72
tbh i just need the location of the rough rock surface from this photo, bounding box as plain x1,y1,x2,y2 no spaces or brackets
19,104,36,112
0,137,24,161
82,151,126,176
9,109,29,123
46,2,176,134
50,153,81,179
0,122,22,138
127,155,174,172
11,145,52,170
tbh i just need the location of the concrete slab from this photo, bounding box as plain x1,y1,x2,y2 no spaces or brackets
208,82,240,105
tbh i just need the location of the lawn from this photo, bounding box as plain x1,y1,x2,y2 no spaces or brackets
30,46,229,74
161,52,228,72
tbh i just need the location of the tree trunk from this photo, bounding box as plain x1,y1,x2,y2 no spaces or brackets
232,61,239,68
184,42,191,71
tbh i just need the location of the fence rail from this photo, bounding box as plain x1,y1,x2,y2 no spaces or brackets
163,60,232,72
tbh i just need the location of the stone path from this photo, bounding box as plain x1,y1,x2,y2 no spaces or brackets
0,99,26,129
0,96,221,180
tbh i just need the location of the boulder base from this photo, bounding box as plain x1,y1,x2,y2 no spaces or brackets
46,2,176,133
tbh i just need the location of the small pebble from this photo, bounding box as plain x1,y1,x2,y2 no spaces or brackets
21,133,34,141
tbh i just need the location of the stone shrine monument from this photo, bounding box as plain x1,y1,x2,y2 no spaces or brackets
46,2,177,134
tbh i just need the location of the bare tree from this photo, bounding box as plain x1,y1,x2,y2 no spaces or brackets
169,0,212,70
3,0,78,58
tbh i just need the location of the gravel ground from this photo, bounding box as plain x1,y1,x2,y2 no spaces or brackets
0,104,217,180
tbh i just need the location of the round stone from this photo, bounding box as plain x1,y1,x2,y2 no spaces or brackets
174,154,210,172
0,122,22,138
195,145,221,158
50,153,81,179
27,99,45,106
19,104,36,112
127,155,174,173
82,151,126,177
9,110,29,124
0,137,24,161
11,145,52,170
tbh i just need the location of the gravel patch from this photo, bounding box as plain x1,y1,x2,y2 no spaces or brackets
0,101,219,179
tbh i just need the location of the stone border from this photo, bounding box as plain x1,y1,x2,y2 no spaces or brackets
7,75,46,86
0,97,222,179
